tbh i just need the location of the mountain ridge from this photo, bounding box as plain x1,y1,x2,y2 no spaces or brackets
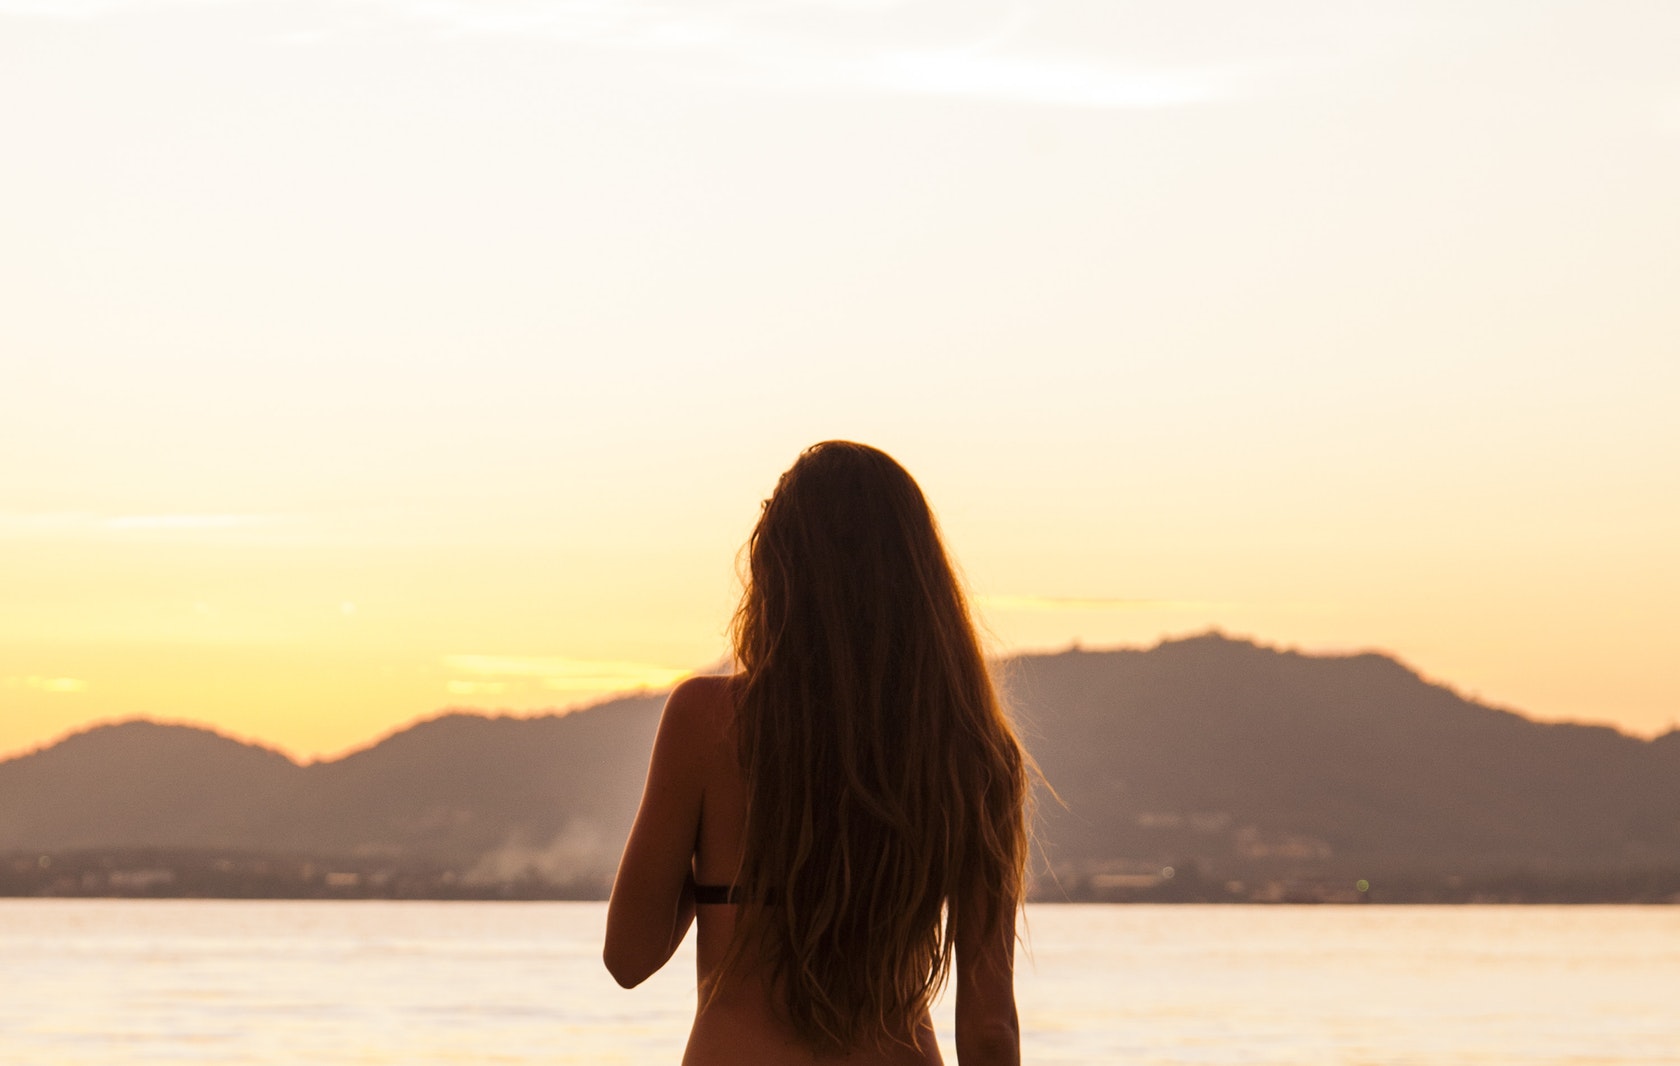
4,633,1676,898
16,631,1667,765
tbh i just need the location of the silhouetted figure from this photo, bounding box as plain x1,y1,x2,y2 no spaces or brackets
605,441,1029,1065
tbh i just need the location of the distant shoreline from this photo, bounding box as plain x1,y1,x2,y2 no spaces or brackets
8,848,1680,905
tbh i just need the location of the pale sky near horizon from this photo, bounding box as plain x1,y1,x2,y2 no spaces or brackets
2,0,1677,761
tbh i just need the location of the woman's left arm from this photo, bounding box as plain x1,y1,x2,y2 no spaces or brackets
603,679,709,988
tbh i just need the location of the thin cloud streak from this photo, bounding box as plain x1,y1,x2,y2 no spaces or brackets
979,595,1239,612
0,512,278,536
445,679,509,696
392,0,1252,108
0,0,1252,109
0,0,140,15
852,50,1238,108
105,514,272,531
0,512,100,536
443,654,689,693
4,676,88,694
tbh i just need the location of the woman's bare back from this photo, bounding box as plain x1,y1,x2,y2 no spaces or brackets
680,675,943,1066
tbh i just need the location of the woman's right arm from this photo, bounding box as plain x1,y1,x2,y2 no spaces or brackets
953,884,1020,1066
603,679,709,988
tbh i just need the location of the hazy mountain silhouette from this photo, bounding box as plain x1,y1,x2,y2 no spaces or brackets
3,634,1675,891
1007,633,1680,878
0,696,663,884
0,721,298,849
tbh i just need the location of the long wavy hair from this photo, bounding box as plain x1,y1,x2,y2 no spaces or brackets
721,441,1029,1053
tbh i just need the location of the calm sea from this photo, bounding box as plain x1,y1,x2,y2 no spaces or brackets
1,900,1676,1065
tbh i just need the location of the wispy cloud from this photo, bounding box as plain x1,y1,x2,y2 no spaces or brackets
445,679,509,696
849,50,1235,109
443,654,688,693
0,0,1251,109
0,511,278,536
3,675,88,694
979,594,1236,612
395,0,1247,108
0,0,134,15
0,511,97,536
104,513,271,531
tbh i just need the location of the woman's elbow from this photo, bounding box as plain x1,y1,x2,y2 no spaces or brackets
602,920,660,988
602,943,652,989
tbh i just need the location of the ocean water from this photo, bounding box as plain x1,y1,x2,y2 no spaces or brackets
1,900,1676,1065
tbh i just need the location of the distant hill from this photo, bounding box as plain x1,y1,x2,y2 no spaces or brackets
0,720,299,849
3,634,1676,898
1007,633,1680,881
0,695,664,887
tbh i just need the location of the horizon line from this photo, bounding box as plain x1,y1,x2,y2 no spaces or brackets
6,631,1673,766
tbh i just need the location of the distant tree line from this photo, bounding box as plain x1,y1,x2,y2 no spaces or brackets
8,849,1679,904
1043,858,1680,904
1,848,609,901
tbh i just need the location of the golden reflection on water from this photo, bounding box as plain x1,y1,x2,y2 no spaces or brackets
1,901,1677,1065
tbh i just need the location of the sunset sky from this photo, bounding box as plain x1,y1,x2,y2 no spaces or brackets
3,0,1676,761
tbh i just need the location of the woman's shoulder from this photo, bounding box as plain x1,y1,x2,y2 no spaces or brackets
667,671,738,707
661,673,740,739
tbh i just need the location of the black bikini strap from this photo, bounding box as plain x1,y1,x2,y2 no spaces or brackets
692,882,741,905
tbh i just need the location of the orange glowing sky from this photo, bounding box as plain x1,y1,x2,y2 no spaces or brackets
3,1,1677,760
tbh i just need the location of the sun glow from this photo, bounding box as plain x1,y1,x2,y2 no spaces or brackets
1,0,1675,760
4,676,89,694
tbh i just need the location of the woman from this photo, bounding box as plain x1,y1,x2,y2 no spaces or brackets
604,441,1029,1065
